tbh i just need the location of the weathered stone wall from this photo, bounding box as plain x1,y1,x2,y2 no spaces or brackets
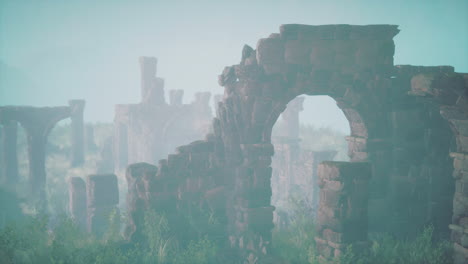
408,71,468,263
124,135,227,245
124,24,467,262
315,161,371,263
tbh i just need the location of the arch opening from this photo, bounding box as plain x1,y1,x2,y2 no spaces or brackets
270,95,351,229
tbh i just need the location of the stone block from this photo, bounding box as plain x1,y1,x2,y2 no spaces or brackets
452,120,468,137
318,161,371,182
309,40,336,69
68,177,87,229
251,98,274,124
86,174,119,208
256,38,285,65
453,242,468,264
453,192,468,223
243,206,275,232
456,135,468,153
204,186,225,211
284,40,311,65
322,228,344,244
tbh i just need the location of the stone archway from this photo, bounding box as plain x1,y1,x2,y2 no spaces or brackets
0,100,85,210
270,94,350,230
215,24,399,260
125,24,466,263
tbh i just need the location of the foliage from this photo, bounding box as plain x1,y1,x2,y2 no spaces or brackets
271,196,316,263
273,215,452,264
0,209,221,264
3,121,454,264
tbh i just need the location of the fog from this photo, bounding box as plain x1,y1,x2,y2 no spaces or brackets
1,0,467,133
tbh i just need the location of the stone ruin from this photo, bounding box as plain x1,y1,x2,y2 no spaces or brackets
113,57,214,172
121,24,468,263
0,100,85,209
68,174,119,236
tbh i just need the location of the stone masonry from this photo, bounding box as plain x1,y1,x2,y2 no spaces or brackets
315,161,371,263
124,25,468,262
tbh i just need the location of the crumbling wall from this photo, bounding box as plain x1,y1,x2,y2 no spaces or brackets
124,24,467,262
408,71,468,264
124,135,226,245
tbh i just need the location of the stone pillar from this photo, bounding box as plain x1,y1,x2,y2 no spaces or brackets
68,177,87,230
281,96,304,139
450,152,468,264
0,106,70,211
232,143,275,260
69,100,85,167
124,162,158,243
85,124,97,152
193,92,212,116
1,120,18,185
139,56,157,100
310,151,337,212
315,161,371,263
27,130,48,206
86,174,119,237
140,56,165,105
169,89,184,106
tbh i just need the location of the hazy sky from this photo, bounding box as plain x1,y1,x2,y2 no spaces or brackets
1,0,467,132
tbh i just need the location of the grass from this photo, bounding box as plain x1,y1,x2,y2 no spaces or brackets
1,123,455,263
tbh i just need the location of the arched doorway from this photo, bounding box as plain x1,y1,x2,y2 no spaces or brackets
271,95,350,230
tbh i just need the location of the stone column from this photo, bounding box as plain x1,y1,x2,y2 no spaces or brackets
85,124,97,151
27,130,48,206
281,96,304,139
169,89,184,106
140,56,157,100
69,100,85,167
310,151,337,212
1,120,18,185
450,151,468,264
124,162,158,243
233,143,275,260
315,161,371,263
68,177,87,230
86,174,119,237
0,106,70,211
140,56,165,105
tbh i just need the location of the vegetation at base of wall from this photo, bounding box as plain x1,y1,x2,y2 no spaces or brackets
0,203,453,264
0,210,221,264
271,198,453,264
1,123,454,263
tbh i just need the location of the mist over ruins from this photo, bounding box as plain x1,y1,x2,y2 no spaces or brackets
1,1,467,264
